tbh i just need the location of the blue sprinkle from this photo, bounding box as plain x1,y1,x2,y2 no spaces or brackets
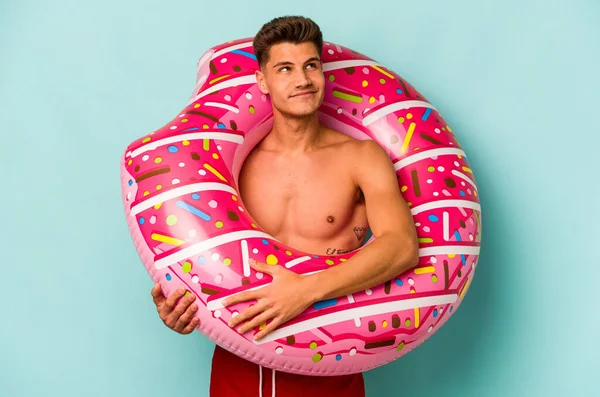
459,190,466,197
428,214,439,222
139,217,145,225
396,88,403,95
433,309,438,318
395,279,403,286
453,230,462,242
231,49,257,60
176,200,211,221
461,254,467,266
422,108,432,121
449,306,454,313
168,145,179,153
261,239,269,245
217,123,226,129
128,179,133,186
192,193,200,200
166,274,172,281
183,127,199,132
313,299,337,310
335,354,342,361
312,255,319,259
198,256,206,265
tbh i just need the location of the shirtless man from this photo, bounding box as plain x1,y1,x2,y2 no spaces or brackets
150,16,419,397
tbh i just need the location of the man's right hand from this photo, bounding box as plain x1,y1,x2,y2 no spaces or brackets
151,283,200,334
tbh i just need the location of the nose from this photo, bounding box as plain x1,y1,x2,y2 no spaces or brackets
294,69,312,88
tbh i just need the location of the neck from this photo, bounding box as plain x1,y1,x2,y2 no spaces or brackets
266,109,322,153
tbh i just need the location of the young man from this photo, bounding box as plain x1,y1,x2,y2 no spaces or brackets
150,16,419,397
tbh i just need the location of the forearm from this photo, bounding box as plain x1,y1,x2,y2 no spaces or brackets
304,233,419,303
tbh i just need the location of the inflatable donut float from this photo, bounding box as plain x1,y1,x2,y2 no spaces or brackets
120,37,482,376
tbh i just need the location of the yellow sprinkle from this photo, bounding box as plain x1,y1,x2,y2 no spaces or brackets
166,215,178,226
249,105,255,114
182,140,190,146
362,80,368,87
203,124,209,130
154,157,162,164
212,153,219,159
462,166,473,174
194,103,201,108
397,116,405,123
428,166,435,172
204,163,227,182
156,184,162,190
379,78,386,84
215,221,224,228
310,341,317,350
182,261,192,273
401,122,416,153
259,322,266,330
151,233,184,246
382,320,388,328
369,96,376,104
419,238,434,243
414,308,420,328
406,113,413,120
447,125,453,132
181,118,188,123
251,223,257,228
143,191,150,196
339,258,347,262
396,341,405,351
325,259,334,265
127,159,132,165
285,250,292,256
223,258,232,266
142,137,151,143
372,65,394,79
401,185,408,192
460,278,471,298
448,254,456,258
414,266,435,274
266,254,278,265
154,203,162,210
231,195,237,201
209,74,231,85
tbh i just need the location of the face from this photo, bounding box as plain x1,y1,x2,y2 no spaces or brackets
255,41,325,119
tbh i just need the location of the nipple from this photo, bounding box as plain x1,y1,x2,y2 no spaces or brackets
326,216,335,223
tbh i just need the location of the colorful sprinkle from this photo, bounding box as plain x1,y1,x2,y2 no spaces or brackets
313,299,337,310
176,200,211,221
168,145,179,153
312,353,323,362
166,215,178,226
223,258,231,266
266,254,278,265
182,261,192,273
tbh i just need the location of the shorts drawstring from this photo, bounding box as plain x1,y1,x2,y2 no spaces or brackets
258,365,276,397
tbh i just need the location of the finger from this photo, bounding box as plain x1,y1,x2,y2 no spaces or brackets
174,301,199,332
163,288,187,312
237,309,276,335
150,283,165,305
253,316,283,341
164,293,196,326
228,302,267,328
222,289,261,308
249,258,276,275
181,317,200,335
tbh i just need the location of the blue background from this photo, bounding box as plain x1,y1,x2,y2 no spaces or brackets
1,0,598,396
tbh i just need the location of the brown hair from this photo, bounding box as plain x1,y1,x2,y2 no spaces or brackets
253,16,323,67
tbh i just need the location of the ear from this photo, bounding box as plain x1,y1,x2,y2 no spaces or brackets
255,69,269,95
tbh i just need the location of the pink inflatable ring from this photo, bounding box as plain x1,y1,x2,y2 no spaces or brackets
120,37,482,376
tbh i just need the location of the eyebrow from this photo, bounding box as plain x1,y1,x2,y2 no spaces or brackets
272,56,321,69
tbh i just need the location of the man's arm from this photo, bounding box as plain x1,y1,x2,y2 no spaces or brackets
303,139,420,302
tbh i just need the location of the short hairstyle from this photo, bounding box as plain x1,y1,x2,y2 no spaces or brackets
253,16,323,67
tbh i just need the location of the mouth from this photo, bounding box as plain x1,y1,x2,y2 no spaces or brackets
291,90,317,98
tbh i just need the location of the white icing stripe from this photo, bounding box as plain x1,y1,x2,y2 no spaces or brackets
418,245,480,256
130,132,244,158
241,240,250,277
284,256,312,269
212,41,254,59
204,101,240,113
443,211,450,241
362,100,437,126
154,230,273,269
411,200,481,216
130,182,237,216
393,148,466,171
452,169,478,190
254,293,458,345
322,60,383,72
189,75,257,103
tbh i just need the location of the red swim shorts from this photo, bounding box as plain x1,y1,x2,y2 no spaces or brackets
210,345,365,397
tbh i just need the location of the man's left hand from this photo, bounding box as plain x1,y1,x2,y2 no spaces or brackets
223,258,316,341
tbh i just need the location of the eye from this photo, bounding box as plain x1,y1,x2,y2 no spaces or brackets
306,63,316,69
279,66,290,72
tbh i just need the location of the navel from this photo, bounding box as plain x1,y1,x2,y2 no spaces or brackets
326,215,335,223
